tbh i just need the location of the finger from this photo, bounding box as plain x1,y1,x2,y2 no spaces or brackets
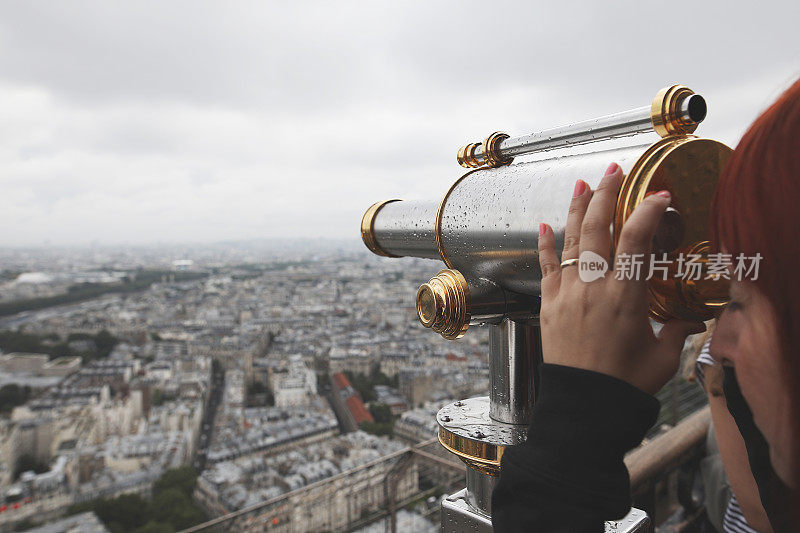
613,191,671,282
560,180,593,284
579,163,624,263
537,223,560,301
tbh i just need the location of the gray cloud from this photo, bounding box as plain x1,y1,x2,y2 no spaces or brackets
0,1,798,245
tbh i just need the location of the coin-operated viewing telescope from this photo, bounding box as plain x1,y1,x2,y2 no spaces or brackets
361,85,731,532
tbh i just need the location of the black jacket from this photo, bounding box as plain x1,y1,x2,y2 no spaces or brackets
491,364,659,532
491,363,795,532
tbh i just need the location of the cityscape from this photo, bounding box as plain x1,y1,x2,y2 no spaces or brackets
0,3,796,531
0,241,491,532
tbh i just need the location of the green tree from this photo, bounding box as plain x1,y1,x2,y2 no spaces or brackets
92,494,150,531
67,332,94,342
94,329,118,358
359,421,393,437
369,403,393,424
12,517,35,531
344,371,376,402
248,381,267,394
64,467,205,532
65,501,94,516
153,466,197,497
151,467,205,530
0,330,45,354
151,488,203,530
0,384,31,414
132,522,174,533
151,388,164,407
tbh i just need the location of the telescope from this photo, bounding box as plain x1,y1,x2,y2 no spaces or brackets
361,85,731,531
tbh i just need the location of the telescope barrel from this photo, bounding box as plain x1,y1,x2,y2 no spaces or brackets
458,85,706,168
362,200,440,259
364,143,649,289
363,135,732,323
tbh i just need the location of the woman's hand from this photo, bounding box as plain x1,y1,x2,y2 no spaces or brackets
537,162,706,395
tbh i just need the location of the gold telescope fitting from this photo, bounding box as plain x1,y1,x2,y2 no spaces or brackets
613,135,732,322
483,131,514,167
456,132,513,168
457,142,483,168
360,199,402,258
416,269,471,340
438,428,504,476
651,85,700,137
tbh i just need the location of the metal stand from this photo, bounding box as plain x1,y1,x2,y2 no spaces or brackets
438,319,650,532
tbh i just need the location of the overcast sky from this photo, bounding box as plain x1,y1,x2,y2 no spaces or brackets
1,1,798,246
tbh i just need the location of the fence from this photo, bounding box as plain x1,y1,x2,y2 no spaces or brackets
182,437,464,533
183,406,712,532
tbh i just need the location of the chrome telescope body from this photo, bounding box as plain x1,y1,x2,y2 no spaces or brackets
360,84,726,531
362,85,731,339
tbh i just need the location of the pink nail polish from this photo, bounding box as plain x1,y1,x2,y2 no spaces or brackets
572,180,587,198
654,190,671,199
539,223,546,237
605,162,619,176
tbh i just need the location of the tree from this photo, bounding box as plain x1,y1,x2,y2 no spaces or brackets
248,381,268,394
0,330,45,354
92,494,150,531
359,421,393,437
369,403,393,424
151,468,205,530
132,522,174,533
151,388,164,407
151,489,203,531
66,501,94,516
64,467,204,532
344,371,376,402
153,466,197,497
12,517,36,531
0,384,31,414
94,329,118,358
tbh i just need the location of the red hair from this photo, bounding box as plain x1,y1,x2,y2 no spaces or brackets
711,76,800,473
712,78,800,351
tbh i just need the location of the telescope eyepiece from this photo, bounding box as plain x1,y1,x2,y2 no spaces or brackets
683,94,707,124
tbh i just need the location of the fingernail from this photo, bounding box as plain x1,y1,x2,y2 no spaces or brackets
654,190,671,199
572,179,587,198
604,162,619,176
539,223,546,237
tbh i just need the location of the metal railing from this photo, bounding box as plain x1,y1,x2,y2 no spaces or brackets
182,406,711,533
181,437,464,533
627,406,711,531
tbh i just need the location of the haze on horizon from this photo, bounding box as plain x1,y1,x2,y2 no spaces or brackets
1,1,799,247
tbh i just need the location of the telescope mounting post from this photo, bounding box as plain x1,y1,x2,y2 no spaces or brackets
439,318,650,532
439,318,538,529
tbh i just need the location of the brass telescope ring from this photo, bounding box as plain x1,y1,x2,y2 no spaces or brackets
361,199,402,257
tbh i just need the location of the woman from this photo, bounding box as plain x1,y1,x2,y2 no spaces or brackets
492,78,800,532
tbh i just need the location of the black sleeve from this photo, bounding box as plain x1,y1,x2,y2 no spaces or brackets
491,364,660,533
